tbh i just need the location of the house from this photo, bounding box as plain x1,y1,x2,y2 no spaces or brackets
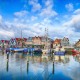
74,39,80,51
25,36,53,49
53,39,61,48
9,38,27,48
25,37,33,47
0,40,9,48
61,37,70,48
9,38,16,47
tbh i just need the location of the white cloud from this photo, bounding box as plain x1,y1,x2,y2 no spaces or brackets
29,0,41,12
40,8,57,18
45,0,53,7
74,8,80,14
0,29,14,38
39,0,57,18
32,3,41,12
0,15,2,23
31,16,37,21
65,3,74,11
14,10,28,17
63,14,80,30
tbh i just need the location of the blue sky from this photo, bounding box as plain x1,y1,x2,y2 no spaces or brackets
0,0,80,43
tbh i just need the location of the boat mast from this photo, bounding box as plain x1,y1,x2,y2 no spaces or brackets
45,28,48,50
21,30,23,48
21,30,22,39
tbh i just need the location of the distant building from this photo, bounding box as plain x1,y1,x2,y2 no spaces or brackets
9,38,16,47
9,38,27,48
61,37,70,48
0,40,9,48
53,39,61,48
25,36,52,49
74,39,80,51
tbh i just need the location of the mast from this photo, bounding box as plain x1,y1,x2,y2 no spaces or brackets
21,30,23,48
45,28,48,49
21,30,22,39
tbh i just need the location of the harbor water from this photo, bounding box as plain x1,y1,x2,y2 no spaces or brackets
0,52,80,80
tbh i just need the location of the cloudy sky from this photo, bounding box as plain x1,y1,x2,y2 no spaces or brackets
0,0,80,43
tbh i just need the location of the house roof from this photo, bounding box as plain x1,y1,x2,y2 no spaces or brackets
74,39,80,47
53,39,61,44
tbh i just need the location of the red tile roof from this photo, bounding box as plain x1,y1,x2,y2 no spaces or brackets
53,39,61,44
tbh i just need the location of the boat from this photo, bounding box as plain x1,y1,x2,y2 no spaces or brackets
54,47,65,56
6,48,35,53
72,49,80,56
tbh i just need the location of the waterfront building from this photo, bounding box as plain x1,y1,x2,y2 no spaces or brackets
26,37,33,47
9,38,16,47
9,38,27,48
74,39,80,51
53,39,61,48
25,36,53,49
0,40,9,48
61,37,70,48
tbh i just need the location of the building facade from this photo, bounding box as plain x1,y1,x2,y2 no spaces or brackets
9,38,27,48
74,39,80,51
0,40,9,48
25,36,52,49
53,39,61,48
61,37,70,48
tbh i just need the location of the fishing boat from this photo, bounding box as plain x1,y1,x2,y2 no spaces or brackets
54,47,65,56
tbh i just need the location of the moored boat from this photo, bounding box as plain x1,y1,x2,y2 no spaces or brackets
54,47,65,56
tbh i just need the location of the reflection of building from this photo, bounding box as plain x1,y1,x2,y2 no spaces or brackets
53,39,61,48
74,56,80,63
54,55,70,63
61,37,70,48
74,39,80,51
25,36,52,49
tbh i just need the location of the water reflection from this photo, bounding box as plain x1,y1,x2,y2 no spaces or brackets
52,61,54,74
6,53,9,72
43,58,49,80
63,56,80,80
0,52,80,80
6,60,9,72
26,60,29,74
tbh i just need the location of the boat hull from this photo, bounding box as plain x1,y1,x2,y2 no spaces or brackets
54,51,65,56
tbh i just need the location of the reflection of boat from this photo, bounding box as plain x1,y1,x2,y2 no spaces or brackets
33,49,42,56
54,47,65,56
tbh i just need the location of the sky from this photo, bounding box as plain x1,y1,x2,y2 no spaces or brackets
0,0,80,43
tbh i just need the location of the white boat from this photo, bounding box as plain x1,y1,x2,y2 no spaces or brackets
13,48,24,52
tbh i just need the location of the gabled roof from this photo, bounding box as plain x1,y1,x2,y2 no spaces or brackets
53,39,61,44
74,39,80,46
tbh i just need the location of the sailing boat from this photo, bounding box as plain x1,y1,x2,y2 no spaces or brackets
42,28,50,59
